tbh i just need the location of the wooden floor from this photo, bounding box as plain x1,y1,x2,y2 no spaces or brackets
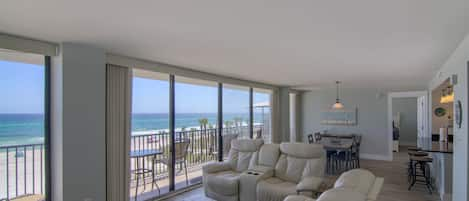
161,146,441,201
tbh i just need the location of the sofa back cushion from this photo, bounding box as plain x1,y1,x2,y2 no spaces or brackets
333,169,376,196
274,143,325,183
317,188,367,201
249,143,280,169
227,139,263,172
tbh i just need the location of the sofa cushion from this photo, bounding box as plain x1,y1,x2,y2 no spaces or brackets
258,144,281,167
283,195,316,201
205,170,241,196
280,143,324,158
333,169,376,195
257,177,297,201
316,188,367,201
228,139,263,172
275,143,325,183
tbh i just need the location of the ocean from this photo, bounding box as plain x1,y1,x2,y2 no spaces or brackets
0,113,269,147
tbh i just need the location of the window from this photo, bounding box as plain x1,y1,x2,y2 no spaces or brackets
222,84,250,136
0,50,49,200
253,88,272,143
175,76,218,189
129,68,275,198
131,69,170,199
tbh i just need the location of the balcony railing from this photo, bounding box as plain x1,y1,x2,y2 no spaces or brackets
0,125,266,200
0,144,45,201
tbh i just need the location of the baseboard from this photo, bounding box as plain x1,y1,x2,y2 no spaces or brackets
399,141,416,146
360,153,392,161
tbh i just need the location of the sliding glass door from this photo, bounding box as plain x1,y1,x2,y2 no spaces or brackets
254,88,272,143
130,70,170,200
130,68,274,199
174,76,218,190
0,50,50,201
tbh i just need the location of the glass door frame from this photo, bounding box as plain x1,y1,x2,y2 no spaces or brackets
44,56,51,201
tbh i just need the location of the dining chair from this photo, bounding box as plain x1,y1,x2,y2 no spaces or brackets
307,134,314,144
350,135,362,168
314,132,322,142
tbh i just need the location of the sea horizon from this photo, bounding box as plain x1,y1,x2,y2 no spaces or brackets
0,112,270,146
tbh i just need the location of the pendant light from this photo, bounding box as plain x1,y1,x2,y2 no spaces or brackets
332,81,344,109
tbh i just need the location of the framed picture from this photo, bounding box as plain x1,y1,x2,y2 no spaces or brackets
320,108,357,125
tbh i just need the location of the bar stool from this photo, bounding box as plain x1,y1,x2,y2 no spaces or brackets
407,151,428,182
408,155,433,194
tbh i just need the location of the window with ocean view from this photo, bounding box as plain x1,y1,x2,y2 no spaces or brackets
0,50,48,200
175,76,218,190
130,69,170,200
129,69,274,200
222,84,250,141
254,88,272,143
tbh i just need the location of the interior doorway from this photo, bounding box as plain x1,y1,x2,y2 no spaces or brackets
387,91,428,160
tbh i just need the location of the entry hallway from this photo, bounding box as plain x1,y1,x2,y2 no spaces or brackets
163,146,440,201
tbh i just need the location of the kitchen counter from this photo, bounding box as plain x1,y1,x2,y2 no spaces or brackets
417,137,453,154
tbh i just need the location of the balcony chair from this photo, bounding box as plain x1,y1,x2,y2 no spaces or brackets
153,140,190,185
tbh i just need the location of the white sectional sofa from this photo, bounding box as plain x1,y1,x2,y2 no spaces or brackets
256,143,325,201
284,169,384,201
203,140,326,201
202,139,264,201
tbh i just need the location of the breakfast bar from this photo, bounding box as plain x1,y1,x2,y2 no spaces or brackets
417,138,453,201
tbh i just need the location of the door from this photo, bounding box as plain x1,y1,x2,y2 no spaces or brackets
417,95,428,138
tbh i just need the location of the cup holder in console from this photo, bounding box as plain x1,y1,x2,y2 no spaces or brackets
247,171,260,175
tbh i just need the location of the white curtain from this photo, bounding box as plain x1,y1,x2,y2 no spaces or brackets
106,64,132,201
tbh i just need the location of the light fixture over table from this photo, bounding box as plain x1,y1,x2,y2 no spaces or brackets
332,81,344,109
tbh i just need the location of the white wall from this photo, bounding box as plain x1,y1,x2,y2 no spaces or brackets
429,33,469,201
392,97,418,146
52,43,106,201
301,88,389,159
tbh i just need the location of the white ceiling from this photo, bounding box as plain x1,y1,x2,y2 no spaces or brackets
1,0,469,90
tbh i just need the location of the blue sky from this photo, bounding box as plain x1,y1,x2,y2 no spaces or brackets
133,77,270,113
0,60,270,114
0,61,44,113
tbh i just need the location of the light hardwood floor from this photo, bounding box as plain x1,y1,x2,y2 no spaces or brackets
162,146,441,201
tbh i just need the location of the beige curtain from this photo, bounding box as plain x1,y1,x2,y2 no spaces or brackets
106,64,132,201
270,88,281,143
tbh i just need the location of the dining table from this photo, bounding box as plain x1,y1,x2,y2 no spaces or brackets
320,137,354,151
319,137,355,174
130,149,163,201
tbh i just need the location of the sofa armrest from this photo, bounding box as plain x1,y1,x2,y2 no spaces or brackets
367,177,384,201
202,161,232,174
296,176,323,193
249,165,274,175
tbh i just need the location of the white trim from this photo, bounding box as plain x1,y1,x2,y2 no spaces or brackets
361,153,392,161
106,53,279,90
0,33,58,56
387,91,429,161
